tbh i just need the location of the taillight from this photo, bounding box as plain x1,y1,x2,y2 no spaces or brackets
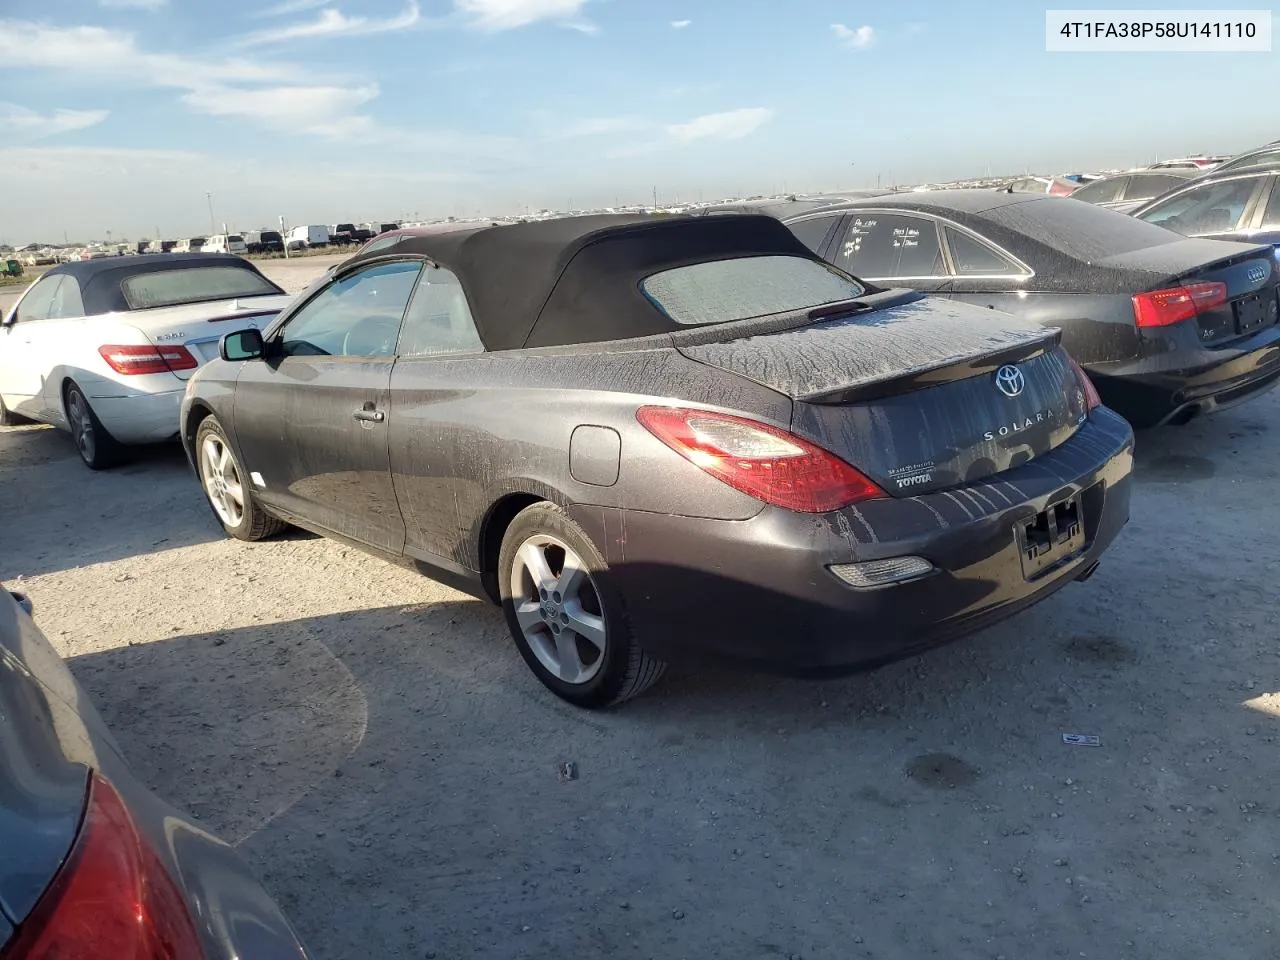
98,344,199,375
1065,354,1101,413
1,775,202,960
636,406,885,513
1131,281,1227,328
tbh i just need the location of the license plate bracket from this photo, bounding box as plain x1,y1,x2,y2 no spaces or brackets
1016,494,1086,580
1234,293,1273,335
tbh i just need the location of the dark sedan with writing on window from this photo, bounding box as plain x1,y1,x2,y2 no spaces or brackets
0,588,310,960
180,213,1133,708
704,191,1280,428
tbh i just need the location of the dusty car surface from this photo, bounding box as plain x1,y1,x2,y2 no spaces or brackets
181,213,1133,707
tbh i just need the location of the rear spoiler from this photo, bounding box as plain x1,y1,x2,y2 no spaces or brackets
800,328,1061,405
207,310,281,324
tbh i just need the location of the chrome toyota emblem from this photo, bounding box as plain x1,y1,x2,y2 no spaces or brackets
994,364,1025,398
1246,264,1267,284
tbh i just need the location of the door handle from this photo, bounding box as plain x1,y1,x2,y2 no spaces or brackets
353,409,385,423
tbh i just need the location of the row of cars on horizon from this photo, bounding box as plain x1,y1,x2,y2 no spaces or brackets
2,140,1279,960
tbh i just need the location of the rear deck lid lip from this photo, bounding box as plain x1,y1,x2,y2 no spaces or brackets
677,295,1060,402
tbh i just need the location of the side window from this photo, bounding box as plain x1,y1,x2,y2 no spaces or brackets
1126,174,1187,201
786,215,838,255
1260,180,1280,229
833,214,944,279
47,276,85,319
1072,178,1126,204
397,265,483,357
14,275,64,323
280,260,421,358
1137,177,1263,235
944,227,1023,276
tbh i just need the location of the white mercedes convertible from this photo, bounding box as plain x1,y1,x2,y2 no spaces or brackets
0,253,293,468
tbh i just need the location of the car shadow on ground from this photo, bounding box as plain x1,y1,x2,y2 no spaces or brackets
1131,405,1274,483
67,551,1279,960
1,428,235,579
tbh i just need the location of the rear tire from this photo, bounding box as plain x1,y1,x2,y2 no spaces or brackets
499,501,666,708
195,416,286,541
64,382,125,470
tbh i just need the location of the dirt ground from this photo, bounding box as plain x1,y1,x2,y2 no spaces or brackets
2,255,1279,959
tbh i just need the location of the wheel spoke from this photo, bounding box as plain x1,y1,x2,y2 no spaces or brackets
517,541,556,592
224,479,244,507
555,552,588,601
554,630,585,683
563,602,606,653
514,600,545,633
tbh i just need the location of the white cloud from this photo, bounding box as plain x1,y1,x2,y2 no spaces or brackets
233,2,422,47
0,104,109,140
667,107,774,143
831,23,874,49
99,0,167,8
455,0,595,32
671,19,691,29
181,84,381,138
257,0,331,15
0,19,510,157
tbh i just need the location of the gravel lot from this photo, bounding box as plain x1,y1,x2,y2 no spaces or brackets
3,255,1279,959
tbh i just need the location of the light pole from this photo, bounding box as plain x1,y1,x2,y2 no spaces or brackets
205,193,216,235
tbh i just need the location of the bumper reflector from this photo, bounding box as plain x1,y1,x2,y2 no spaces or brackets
829,556,934,588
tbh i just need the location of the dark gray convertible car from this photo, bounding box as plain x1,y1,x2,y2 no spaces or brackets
0,588,309,959
181,213,1134,707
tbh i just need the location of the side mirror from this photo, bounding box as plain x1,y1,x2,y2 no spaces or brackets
220,328,265,361
1,310,15,328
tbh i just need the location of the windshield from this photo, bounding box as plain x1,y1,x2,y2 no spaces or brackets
120,265,280,309
641,255,866,325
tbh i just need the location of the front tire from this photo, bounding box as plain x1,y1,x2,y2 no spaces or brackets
64,382,124,470
195,416,285,541
499,502,666,708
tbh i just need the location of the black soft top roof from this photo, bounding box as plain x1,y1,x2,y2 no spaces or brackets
340,213,821,351
43,253,282,315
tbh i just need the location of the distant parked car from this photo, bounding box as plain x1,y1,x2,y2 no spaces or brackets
0,588,312,958
243,230,285,255
1130,167,1280,248
173,237,205,254
202,234,248,256
1148,156,1226,171
715,191,1280,428
1003,176,1078,196
0,252,293,468
328,223,357,246
1069,169,1197,213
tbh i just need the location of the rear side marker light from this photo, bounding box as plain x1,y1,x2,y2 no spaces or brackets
1132,281,1227,328
1065,354,1101,413
829,556,934,588
636,406,885,513
2,774,202,960
99,344,199,375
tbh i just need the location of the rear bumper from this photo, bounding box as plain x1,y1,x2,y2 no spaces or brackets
1089,321,1280,428
86,386,183,444
572,409,1134,674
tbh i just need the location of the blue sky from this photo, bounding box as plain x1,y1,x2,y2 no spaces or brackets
0,0,1276,241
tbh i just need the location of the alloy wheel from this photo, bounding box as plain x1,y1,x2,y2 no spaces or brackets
510,534,607,684
201,435,246,528
66,389,95,464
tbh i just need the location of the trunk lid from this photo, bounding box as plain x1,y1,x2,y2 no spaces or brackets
678,295,1088,496
126,294,293,378
1100,241,1279,347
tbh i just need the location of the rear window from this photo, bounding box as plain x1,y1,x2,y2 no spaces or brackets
120,266,279,310
640,255,865,326
1071,177,1126,204
985,197,1182,258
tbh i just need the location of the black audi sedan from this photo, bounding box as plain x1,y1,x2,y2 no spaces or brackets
0,589,309,959
704,192,1280,428
182,213,1133,708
